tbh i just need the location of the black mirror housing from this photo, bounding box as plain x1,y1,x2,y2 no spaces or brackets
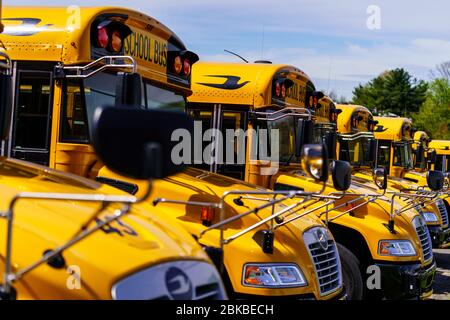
92,106,193,179
331,160,352,191
115,72,143,106
427,170,444,191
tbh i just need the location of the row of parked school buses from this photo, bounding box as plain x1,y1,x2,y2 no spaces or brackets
0,6,448,300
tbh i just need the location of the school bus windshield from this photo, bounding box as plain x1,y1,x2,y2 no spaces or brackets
393,141,414,170
255,116,296,164
339,134,374,167
61,71,186,143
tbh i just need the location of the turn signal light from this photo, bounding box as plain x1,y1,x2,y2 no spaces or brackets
183,58,191,76
201,206,215,226
97,26,109,48
281,83,286,98
173,56,183,74
110,30,123,52
275,82,281,97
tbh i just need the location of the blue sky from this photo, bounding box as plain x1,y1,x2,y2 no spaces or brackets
5,0,450,99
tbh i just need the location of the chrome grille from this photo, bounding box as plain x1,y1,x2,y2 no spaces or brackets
436,199,449,227
308,240,341,295
416,223,433,262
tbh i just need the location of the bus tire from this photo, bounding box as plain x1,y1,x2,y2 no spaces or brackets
337,243,364,300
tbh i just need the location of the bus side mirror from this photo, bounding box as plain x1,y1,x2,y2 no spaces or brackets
91,106,193,179
427,170,444,191
115,72,143,106
301,144,328,182
295,119,313,157
368,140,378,164
331,160,352,191
373,167,388,190
0,55,12,140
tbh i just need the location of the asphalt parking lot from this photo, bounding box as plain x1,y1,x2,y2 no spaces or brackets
431,249,450,300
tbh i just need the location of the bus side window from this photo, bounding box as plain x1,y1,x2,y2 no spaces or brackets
218,110,247,180
144,82,185,112
60,80,89,143
377,140,391,169
186,107,214,171
13,72,52,150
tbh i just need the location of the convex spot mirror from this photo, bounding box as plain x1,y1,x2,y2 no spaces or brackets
427,170,444,191
331,160,352,191
92,106,193,179
301,144,328,182
373,167,388,190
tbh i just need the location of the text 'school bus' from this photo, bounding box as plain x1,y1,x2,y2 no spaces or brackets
0,39,226,300
371,117,449,248
187,61,436,300
0,7,345,299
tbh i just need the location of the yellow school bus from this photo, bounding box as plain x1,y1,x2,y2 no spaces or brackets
0,27,225,301
187,62,436,299
429,140,450,173
1,7,344,300
373,117,449,248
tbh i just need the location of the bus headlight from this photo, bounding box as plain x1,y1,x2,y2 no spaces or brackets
242,263,307,288
378,240,416,256
422,212,438,223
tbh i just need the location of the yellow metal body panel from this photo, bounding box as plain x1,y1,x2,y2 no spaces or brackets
98,167,342,299
429,140,450,156
0,158,211,299
189,62,312,108
336,105,445,233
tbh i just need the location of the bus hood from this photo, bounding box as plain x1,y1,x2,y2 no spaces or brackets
0,158,214,299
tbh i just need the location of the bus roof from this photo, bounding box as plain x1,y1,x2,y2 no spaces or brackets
429,140,450,155
0,6,185,64
413,131,430,144
374,116,413,141
336,104,373,133
188,62,314,109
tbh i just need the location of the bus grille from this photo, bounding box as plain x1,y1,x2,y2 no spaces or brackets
436,199,449,227
308,240,341,296
416,223,433,262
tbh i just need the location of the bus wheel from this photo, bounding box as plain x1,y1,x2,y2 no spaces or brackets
337,243,364,300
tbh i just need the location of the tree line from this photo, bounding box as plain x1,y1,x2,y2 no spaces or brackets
336,62,450,139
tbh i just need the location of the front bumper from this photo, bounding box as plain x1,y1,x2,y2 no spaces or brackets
374,261,436,300
233,287,347,300
428,225,450,248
